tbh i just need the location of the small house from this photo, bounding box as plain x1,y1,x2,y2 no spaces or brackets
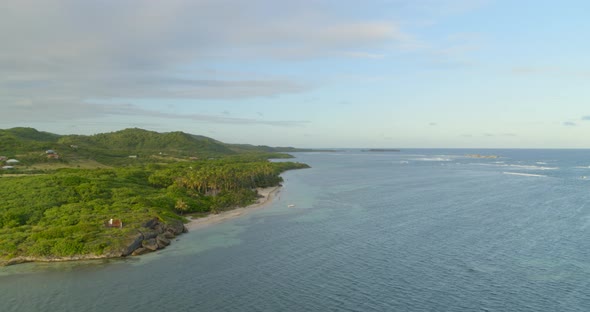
45,149,57,154
128,155,138,159
105,218,123,228
1,166,14,170
5,159,19,164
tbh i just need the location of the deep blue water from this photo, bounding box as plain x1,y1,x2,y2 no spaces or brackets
2,149,590,311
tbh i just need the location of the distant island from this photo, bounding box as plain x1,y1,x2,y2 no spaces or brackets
0,127,310,266
364,149,401,152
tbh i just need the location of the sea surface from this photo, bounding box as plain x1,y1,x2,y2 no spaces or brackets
2,149,590,311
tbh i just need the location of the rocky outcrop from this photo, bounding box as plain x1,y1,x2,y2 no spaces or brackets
142,218,159,229
122,233,145,256
1,218,189,266
142,230,159,240
131,247,151,256
166,219,187,235
142,238,159,251
156,235,171,248
121,218,188,257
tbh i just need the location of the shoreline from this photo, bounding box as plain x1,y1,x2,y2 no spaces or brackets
0,186,282,267
185,186,281,231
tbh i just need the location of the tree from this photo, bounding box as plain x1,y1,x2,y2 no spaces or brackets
175,199,189,215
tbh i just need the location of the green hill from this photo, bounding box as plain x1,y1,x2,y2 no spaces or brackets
0,127,311,168
3,127,61,142
0,127,312,265
59,128,233,154
0,127,61,153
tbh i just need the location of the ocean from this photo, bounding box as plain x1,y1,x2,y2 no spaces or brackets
2,149,590,311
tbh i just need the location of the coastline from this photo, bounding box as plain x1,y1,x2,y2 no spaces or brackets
0,186,281,267
186,186,281,231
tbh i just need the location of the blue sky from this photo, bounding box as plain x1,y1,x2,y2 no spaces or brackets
2,0,590,148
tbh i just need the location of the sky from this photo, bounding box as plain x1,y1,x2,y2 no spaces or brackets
2,0,590,148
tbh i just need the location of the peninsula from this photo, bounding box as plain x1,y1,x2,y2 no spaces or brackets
0,127,309,266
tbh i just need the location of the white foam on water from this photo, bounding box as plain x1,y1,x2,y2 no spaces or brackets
412,157,452,162
474,163,558,170
503,172,547,177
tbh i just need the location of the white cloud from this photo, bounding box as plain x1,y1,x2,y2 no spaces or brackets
0,0,411,123
0,100,309,127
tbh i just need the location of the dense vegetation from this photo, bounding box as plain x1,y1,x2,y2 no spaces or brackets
0,128,310,263
0,127,306,168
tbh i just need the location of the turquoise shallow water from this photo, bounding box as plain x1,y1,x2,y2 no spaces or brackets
2,149,590,311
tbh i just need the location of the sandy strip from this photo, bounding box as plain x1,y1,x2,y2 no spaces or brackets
185,186,281,231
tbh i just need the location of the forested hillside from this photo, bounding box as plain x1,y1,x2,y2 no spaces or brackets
0,128,310,265
0,127,301,169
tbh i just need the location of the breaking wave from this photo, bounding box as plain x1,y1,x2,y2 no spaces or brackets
503,172,547,177
474,163,558,170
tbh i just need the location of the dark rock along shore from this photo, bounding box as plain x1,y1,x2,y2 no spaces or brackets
128,218,187,256
2,218,188,266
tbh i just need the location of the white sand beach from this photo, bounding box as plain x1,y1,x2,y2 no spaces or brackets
185,186,281,231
